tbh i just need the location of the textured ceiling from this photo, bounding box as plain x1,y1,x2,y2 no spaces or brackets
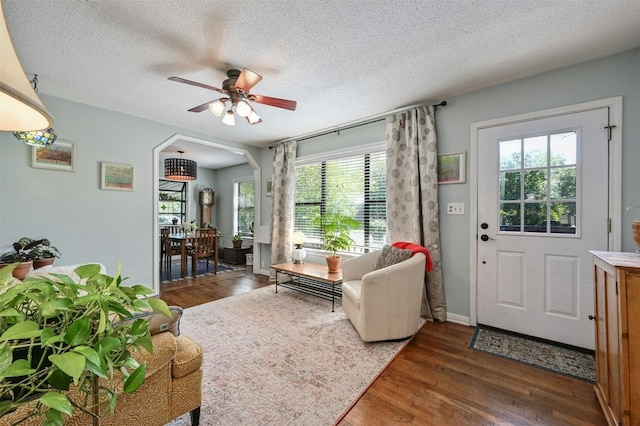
4,1,640,165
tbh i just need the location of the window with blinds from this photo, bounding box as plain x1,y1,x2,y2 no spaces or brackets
234,179,254,237
294,150,387,253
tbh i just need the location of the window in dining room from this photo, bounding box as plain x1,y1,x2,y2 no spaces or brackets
159,179,186,226
234,178,254,237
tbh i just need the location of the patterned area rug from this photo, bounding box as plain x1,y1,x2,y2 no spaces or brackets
167,285,416,425
160,260,245,282
469,325,595,383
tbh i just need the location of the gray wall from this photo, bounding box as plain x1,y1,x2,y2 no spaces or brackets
0,95,255,289
259,48,640,319
1,49,637,317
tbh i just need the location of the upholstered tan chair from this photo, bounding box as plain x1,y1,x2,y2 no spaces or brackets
0,283,203,426
342,250,426,342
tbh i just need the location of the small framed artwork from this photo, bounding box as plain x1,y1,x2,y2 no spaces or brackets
31,140,76,171
266,178,273,197
101,162,134,191
437,151,466,184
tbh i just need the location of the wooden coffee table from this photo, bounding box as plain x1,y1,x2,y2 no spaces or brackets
271,262,343,311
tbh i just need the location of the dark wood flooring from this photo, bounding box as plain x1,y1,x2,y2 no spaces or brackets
160,267,606,426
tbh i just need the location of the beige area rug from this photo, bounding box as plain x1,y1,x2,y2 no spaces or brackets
167,285,417,425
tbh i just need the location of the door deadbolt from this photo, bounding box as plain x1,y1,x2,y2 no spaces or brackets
481,223,489,229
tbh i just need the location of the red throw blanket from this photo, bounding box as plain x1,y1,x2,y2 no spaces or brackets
391,241,433,272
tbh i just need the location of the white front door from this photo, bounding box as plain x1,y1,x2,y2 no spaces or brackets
476,108,609,349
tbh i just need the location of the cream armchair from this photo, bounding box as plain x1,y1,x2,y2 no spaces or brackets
342,250,426,342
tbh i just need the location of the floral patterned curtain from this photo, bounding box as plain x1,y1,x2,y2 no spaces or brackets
385,106,446,321
269,141,297,280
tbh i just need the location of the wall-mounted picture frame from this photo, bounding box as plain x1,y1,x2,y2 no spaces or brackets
437,151,466,184
101,162,134,191
265,178,273,197
31,140,76,172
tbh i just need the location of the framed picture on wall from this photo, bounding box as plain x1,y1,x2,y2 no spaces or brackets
266,178,273,197
437,151,466,184
31,140,76,172
100,162,134,191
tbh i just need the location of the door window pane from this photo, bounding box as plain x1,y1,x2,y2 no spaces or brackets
500,203,521,231
550,131,577,166
500,139,521,170
523,136,547,168
524,203,547,233
550,167,576,200
523,169,547,200
499,171,521,201
550,202,577,234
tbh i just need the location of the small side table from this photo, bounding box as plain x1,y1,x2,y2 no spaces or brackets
223,247,251,264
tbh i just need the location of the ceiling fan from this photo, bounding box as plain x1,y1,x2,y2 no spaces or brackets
168,68,297,126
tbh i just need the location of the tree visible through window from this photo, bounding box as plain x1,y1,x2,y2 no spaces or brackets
294,150,386,253
499,131,577,234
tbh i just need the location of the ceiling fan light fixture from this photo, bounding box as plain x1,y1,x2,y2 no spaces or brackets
236,100,252,117
209,99,226,117
222,110,235,126
247,110,262,125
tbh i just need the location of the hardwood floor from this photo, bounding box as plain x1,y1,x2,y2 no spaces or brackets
160,268,606,426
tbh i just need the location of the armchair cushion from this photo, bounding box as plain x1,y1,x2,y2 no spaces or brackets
375,244,412,270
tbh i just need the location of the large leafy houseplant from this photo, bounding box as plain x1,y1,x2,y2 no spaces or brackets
311,213,360,272
0,263,171,425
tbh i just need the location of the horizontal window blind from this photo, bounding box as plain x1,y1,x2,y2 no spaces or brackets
294,150,386,253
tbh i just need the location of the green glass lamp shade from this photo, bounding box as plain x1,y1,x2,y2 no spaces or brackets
12,128,58,147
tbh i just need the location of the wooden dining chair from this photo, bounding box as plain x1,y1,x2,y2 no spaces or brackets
187,228,218,277
161,227,181,279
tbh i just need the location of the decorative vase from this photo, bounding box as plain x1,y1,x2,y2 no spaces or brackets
326,255,342,273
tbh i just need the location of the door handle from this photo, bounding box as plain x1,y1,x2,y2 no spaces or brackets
480,234,496,242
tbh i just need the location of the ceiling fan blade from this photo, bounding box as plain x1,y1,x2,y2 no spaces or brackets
250,94,297,111
188,100,217,113
235,68,262,93
168,76,227,95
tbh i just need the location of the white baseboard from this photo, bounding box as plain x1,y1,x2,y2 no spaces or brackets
259,268,270,276
446,312,470,326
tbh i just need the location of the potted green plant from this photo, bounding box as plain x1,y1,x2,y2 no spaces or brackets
312,212,361,272
17,237,62,269
0,240,37,279
0,263,172,424
232,233,243,249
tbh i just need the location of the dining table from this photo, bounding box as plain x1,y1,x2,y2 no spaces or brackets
167,232,218,278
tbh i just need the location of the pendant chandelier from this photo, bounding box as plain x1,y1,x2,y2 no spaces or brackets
11,75,57,146
164,150,197,181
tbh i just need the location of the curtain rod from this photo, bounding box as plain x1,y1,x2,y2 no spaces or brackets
269,100,447,148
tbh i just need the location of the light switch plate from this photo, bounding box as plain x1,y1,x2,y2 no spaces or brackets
447,203,464,215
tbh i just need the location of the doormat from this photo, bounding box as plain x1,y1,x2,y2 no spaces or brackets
469,325,596,383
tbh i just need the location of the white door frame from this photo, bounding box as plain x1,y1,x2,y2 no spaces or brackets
469,97,622,327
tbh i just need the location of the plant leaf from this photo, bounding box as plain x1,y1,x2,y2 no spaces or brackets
49,352,85,382
1,359,36,377
72,346,101,367
63,317,90,346
147,298,172,319
47,369,72,390
0,321,41,341
39,392,73,416
44,408,65,426
0,307,22,317
74,263,102,278
123,363,146,393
